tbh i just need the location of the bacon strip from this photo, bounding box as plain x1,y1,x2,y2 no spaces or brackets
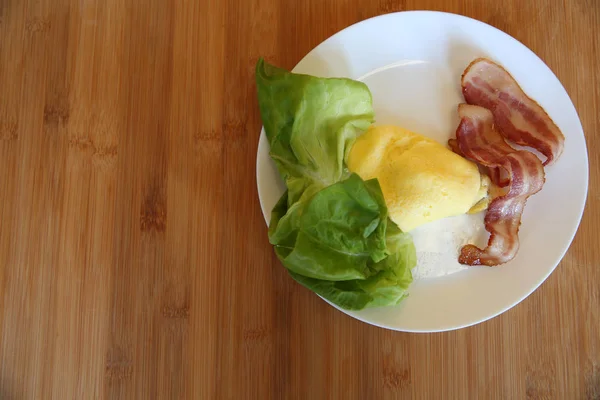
448,138,509,187
462,58,565,166
455,104,545,266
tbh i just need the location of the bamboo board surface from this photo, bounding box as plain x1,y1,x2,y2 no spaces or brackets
0,0,599,398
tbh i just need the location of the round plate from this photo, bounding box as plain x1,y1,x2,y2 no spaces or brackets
256,11,588,332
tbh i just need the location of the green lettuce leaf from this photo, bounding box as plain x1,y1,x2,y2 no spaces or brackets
256,58,374,204
271,174,388,281
256,58,416,310
289,223,415,310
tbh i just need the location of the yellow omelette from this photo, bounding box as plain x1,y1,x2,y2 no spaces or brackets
347,125,490,232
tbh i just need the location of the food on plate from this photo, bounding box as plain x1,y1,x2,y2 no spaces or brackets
347,125,490,232
462,58,565,166
450,57,565,266
256,59,416,311
453,104,545,266
256,54,565,305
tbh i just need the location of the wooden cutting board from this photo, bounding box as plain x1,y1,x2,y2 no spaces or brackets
0,0,598,398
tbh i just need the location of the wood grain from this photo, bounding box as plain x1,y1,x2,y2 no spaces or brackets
0,0,598,398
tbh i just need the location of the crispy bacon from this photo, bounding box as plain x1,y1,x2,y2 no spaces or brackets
455,104,545,266
448,138,509,187
462,58,565,166
447,138,460,154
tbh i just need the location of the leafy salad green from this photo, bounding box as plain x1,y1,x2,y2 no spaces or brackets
256,58,416,310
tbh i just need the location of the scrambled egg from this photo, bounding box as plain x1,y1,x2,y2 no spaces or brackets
347,125,490,232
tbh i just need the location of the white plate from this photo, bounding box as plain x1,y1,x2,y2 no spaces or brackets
256,11,589,332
